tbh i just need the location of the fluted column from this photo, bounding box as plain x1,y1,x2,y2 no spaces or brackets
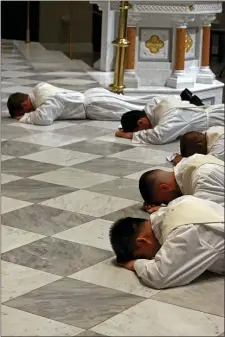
167,17,195,89
197,15,216,84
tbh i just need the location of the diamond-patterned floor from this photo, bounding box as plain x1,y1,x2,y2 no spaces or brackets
1,40,224,336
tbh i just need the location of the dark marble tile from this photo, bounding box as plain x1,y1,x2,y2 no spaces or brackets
1,204,94,236
4,278,144,329
62,140,134,156
2,140,50,157
23,74,65,82
87,178,142,202
54,125,111,138
103,202,148,222
73,157,151,177
1,125,42,140
2,237,113,276
77,331,104,336
2,178,76,203
1,158,62,177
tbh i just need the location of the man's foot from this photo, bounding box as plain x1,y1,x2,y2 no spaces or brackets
180,89,204,106
190,95,204,106
180,88,193,102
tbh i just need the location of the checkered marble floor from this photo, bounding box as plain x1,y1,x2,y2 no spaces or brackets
1,40,224,337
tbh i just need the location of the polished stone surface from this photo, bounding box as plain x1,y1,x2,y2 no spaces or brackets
1,40,224,336
4,278,144,329
91,299,224,336
2,236,113,276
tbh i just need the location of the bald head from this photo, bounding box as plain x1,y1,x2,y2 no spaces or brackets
180,131,207,157
139,169,180,205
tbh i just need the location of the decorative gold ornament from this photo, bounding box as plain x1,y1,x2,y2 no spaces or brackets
185,33,193,53
145,35,164,54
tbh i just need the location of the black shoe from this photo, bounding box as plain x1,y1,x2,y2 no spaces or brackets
190,95,204,106
180,88,193,102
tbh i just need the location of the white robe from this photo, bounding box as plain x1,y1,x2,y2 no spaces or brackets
20,84,164,125
132,96,225,145
206,126,225,161
134,195,224,289
174,154,224,207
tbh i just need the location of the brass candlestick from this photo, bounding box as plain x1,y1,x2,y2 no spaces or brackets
26,1,30,43
109,1,131,94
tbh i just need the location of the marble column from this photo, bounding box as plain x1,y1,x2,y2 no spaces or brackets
167,17,195,89
124,14,140,88
93,2,116,71
125,27,136,70
196,15,216,84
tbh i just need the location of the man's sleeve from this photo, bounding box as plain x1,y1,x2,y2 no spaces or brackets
19,96,63,126
134,225,219,289
132,109,192,145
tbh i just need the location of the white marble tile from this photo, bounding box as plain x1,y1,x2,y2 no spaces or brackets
1,196,32,214
1,173,22,184
14,132,86,147
54,219,113,251
125,166,173,180
31,167,117,189
1,261,61,302
87,71,114,86
109,147,172,165
40,190,139,217
48,78,96,86
22,148,101,166
96,134,138,146
70,258,159,298
1,155,14,162
2,70,35,78
6,77,39,86
1,85,34,94
1,80,15,86
1,64,30,71
36,71,87,77
91,299,224,336
1,58,25,64
8,121,76,131
1,225,45,253
1,306,84,336
82,120,120,130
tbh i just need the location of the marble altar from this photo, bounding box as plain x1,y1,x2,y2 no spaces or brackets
89,0,225,104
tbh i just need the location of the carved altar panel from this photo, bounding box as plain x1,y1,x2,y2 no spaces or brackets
185,28,198,60
139,28,172,61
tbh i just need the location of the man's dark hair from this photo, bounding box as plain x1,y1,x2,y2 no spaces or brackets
121,110,146,132
109,217,145,263
7,92,28,118
139,170,159,205
180,131,206,157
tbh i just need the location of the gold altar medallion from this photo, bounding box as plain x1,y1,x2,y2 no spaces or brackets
145,35,164,54
185,33,193,53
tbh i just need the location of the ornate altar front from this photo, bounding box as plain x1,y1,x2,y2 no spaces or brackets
90,0,225,104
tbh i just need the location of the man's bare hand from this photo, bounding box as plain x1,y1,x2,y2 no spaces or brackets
115,130,133,139
142,202,163,214
172,153,183,166
118,260,136,271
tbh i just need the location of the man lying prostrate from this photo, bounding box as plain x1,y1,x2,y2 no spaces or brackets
170,126,225,165
109,195,224,289
139,154,224,213
7,83,165,125
115,95,224,145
